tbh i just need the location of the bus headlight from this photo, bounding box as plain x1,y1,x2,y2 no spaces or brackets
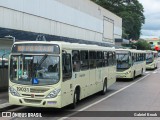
9,86,20,97
46,88,61,98
125,71,131,75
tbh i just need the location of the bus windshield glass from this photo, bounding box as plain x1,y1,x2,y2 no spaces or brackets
116,51,130,69
146,53,153,64
10,55,60,85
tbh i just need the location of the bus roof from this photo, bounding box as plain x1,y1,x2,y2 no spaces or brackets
13,41,115,51
145,50,158,53
116,48,146,53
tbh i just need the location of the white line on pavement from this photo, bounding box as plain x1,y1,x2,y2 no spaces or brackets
152,71,157,74
58,74,150,120
0,102,11,109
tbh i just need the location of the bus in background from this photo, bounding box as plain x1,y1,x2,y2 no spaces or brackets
116,49,146,80
146,50,158,69
9,41,116,108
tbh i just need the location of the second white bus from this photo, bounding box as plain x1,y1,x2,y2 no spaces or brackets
116,49,146,80
146,50,158,69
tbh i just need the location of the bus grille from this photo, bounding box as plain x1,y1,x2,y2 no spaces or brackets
30,88,49,93
22,94,45,98
24,99,42,104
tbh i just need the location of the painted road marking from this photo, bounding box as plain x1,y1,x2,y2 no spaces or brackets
0,103,11,109
153,71,157,74
58,74,150,120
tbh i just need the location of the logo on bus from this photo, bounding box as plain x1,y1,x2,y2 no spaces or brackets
31,94,35,98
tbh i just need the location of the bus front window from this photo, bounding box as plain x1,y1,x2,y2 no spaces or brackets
146,53,153,64
10,55,60,85
116,52,130,69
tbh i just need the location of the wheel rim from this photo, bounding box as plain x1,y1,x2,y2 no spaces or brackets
133,72,135,79
74,93,77,105
104,83,106,92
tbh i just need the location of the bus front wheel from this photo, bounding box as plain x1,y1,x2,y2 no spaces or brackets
101,80,107,95
71,91,78,109
132,71,135,80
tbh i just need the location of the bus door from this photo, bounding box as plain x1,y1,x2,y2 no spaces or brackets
61,51,73,106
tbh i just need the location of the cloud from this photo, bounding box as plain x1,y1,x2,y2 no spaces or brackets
138,0,160,37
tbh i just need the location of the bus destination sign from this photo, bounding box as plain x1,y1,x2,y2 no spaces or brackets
12,44,60,54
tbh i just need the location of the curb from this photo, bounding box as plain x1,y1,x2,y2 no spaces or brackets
0,103,18,111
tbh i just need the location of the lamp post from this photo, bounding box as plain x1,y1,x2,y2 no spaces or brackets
132,45,137,50
5,35,15,43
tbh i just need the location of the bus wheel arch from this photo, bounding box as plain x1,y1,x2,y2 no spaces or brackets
71,85,80,109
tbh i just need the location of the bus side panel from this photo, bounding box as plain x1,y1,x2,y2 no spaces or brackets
102,67,109,89
61,78,75,107
89,69,96,95
108,66,116,87
96,68,103,92
61,70,90,107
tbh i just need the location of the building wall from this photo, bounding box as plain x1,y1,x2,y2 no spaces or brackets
0,0,122,44
0,39,12,60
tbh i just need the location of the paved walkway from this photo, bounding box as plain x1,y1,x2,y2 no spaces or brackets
0,91,8,105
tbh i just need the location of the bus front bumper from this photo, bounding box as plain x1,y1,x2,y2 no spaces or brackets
9,93,62,108
146,63,155,69
116,71,132,79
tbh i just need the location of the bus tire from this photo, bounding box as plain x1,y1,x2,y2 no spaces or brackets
101,80,107,95
132,71,135,80
155,64,157,69
141,69,143,76
70,90,78,109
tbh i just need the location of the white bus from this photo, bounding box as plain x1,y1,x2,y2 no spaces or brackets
9,41,116,108
116,49,146,79
146,50,158,69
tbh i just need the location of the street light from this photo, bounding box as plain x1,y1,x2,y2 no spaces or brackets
132,45,137,49
5,35,15,43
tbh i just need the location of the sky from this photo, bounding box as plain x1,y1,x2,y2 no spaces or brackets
138,0,160,39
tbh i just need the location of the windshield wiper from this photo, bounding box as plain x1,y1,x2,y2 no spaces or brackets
32,54,48,78
36,54,48,69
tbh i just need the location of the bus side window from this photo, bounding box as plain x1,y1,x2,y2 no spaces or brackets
103,51,108,66
89,51,96,69
108,52,113,66
72,50,80,72
113,52,116,65
80,51,89,70
97,51,103,68
62,53,72,81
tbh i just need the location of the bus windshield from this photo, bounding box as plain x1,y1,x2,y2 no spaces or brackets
146,53,153,64
10,55,60,85
116,51,130,69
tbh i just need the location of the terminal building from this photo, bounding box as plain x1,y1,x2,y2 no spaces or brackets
0,0,122,89
0,0,122,60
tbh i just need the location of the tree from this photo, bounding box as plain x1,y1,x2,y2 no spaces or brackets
92,0,145,40
132,40,151,50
